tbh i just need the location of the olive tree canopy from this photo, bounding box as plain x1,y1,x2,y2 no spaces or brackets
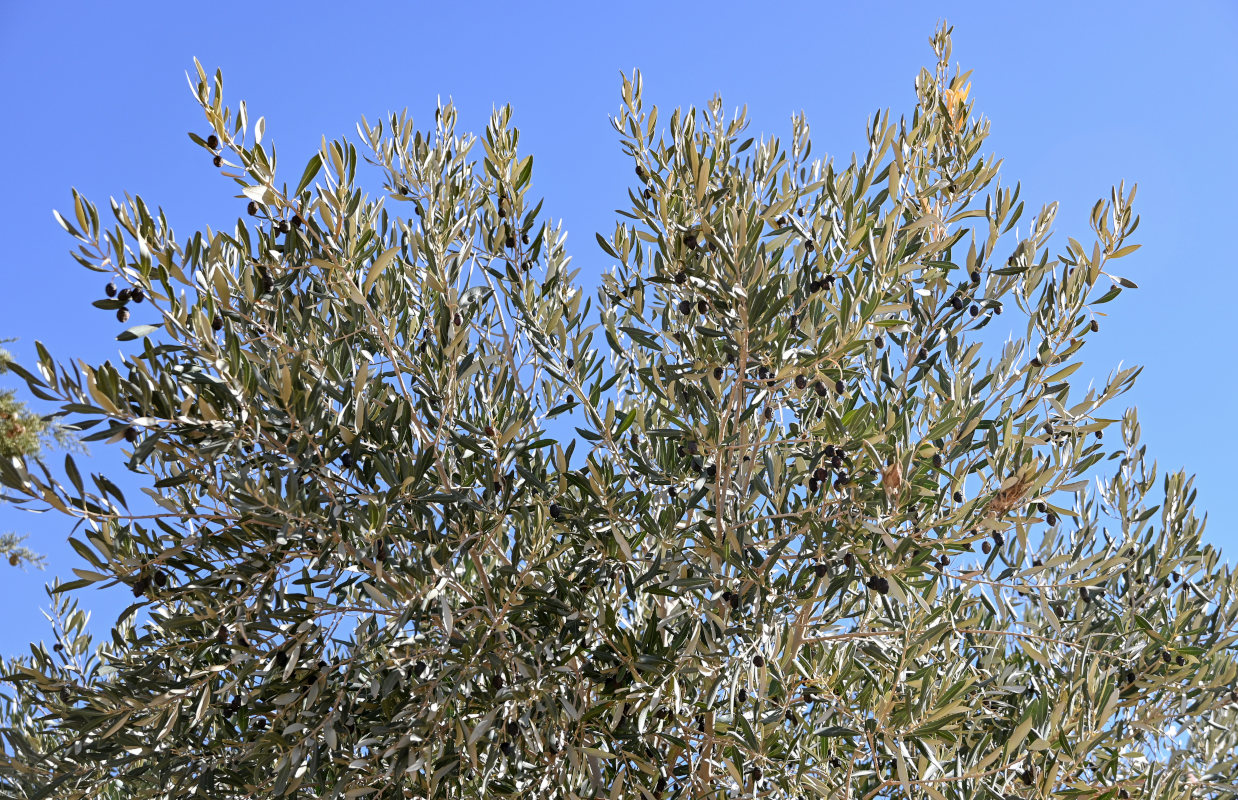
2,23,1236,800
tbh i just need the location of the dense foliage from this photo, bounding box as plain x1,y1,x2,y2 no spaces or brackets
2,24,1236,800
1,341,55,568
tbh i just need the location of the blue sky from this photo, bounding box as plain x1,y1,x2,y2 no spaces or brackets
1,0,1235,657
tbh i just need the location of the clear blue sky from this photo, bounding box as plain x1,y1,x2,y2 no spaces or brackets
1,1,1235,658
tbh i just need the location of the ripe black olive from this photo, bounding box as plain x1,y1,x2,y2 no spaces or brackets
970,270,980,283
795,375,807,390
875,334,885,348
131,288,145,303
674,270,687,284
814,381,827,397
117,308,130,323
123,427,139,443
247,201,258,216
678,299,692,315
206,134,219,149
932,453,943,468
1090,319,1099,333
813,562,829,578
953,490,963,503
752,655,765,668
549,503,561,519
697,299,708,314
834,379,844,393
117,288,132,302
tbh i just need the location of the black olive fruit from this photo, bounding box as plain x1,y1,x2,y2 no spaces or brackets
505,234,517,249
123,427,139,443
950,296,963,311
953,490,963,503
206,134,219,149
678,299,692,315
737,688,748,703
813,467,828,481
814,381,827,397
697,299,708,314
131,288,145,303
834,379,844,393
247,201,258,216
453,313,463,326
932,453,943,468
212,154,223,167
970,270,980,283
549,503,562,519
866,576,890,595
875,334,885,348
1030,357,1041,368
843,553,854,569
813,562,829,578
153,570,167,587
939,556,950,567
340,453,352,468
635,165,647,182
794,375,807,390
522,232,530,245
969,304,979,317
982,542,992,554
807,477,819,493
674,270,687,284
117,308,130,323
1046,513,1057,526
506,720,520,736
117,288,132,302
291,213,303,228
752,654,765,668
105,282,117,297
1090,319,1100,333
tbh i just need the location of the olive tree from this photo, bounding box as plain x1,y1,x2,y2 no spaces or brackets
1,339,71,569
2,23,1236,800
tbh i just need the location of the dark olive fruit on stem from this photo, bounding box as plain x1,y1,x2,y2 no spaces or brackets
105,282,117,297
117,308,130,323
206,134,219,149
